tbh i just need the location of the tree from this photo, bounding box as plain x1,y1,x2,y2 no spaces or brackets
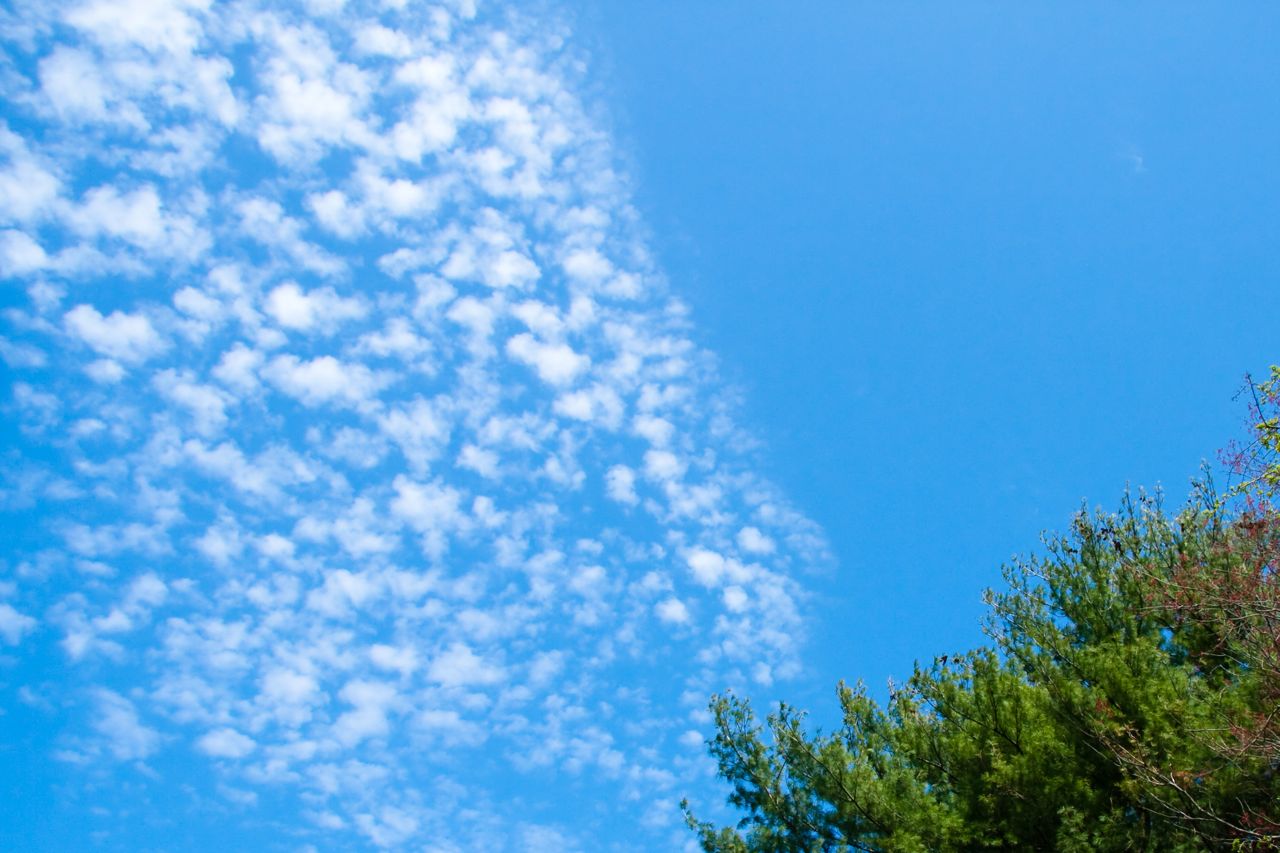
1222,366,1280,505
685,369,1280,852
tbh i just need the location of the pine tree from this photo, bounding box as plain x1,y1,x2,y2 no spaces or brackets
685,370,1280,851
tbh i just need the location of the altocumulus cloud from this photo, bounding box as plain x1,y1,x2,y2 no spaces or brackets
0,0,830,848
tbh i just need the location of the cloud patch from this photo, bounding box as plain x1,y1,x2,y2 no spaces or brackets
0,1,831,849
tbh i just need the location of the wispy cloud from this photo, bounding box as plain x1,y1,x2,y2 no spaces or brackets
0,0,830,847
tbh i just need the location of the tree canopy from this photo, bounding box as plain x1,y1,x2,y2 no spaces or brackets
685,370,1280,852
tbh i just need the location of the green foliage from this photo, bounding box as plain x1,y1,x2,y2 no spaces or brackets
1225,366,1280,502
685,486,1280,852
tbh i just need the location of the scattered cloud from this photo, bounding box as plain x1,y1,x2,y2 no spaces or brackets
0,0,830,849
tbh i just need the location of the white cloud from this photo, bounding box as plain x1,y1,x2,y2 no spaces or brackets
440,215,541,289
84,359,126,383
264,354,388,408
212,344,263,393
633,414,674,446
369,643,418,675
67,185,204,256
737,525,776,554
237,197,343,276
153,370,231,436
0,137,61,223
306,189,365,238
554,384,624,428
353,23,413,57
0,603,37,645
379,397,451,471
197,728,257,759
333,680,398,746
356,318,430,361
355,806,421,849
307,568,381,617
506,333,589,386
426,642,503,688
604,465,637,505
642,449,685,482
184,439,316,500
0,230,49,275
390,55,471,160
173,286,222,322
66,0,207,55
195,519,243,566
64,305,166,364
94,690,161,761
752,663,774,687
485,249,540,289
390,475,466,557
39,47,110,121
261,668,318,705
70,185,162,244
254,22,375,162
0,1,833,846
722,586,748,612
655,597,690,625
264,282,367,333
357,165,439,220
562,248,612,288
310,424,388,469
446,296,496,344
0,338,46,369
458,443,499,478
416,708,485,747
686,548,726,587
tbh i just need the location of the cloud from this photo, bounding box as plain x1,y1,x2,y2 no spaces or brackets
94,690,162,761
0,603,37,644
506,333,590,386
426,642,503,688
212,344,263,393
554,384,624,428
604,464,638,505
737,525,776,554
307,189,366,238
64,304,166,364
390,475,467,557
722,586,748,612
261,668,319,705
686,548,727,587
237,196,344,276
70,185,165,246
39,47,111,121
655,597,690,625
66,0,208,55
379,398,452,471
561,248,612,288
457,443,499,478
263,354,388,408
333,680,398,746
0,133,61,223
0,1,832,848
253,20,375,162
264,282,367,333
643,449,685,482
197,728,257,759
0,230,49,274
154,370,232,436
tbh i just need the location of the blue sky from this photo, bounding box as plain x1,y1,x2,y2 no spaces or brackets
571,1,1280,709
1,1,1278,850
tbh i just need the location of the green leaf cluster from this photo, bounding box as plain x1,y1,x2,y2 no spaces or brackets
685,489,1280,852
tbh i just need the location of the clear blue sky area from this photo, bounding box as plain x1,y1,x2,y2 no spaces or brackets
571,1,1280,705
